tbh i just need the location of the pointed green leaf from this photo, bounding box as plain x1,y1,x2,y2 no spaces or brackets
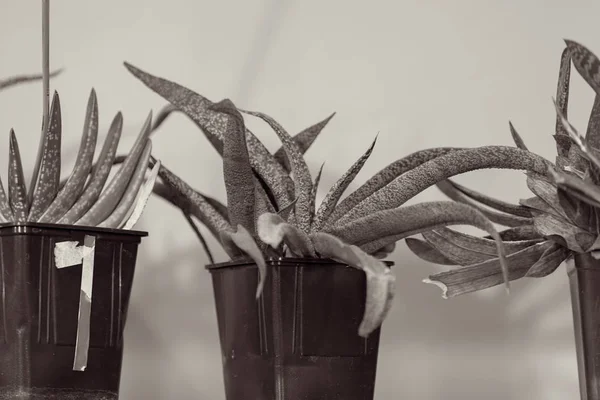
274,112,336,171
424,241,554,298
554,46,572,157
220,225,267,299
509,121,528,150
586,95,600,150
565,40,600,97
327,147,460,226
242,109,313,232
405,238,457,265
39,89,99,223
310,232,395,337
0,176,14,222
8,130,27,223
121,158,161,230
310,162,325,223
338,146,551,225
76,112,153,226
99,141,153,228
59,112,123,224
257,213,316,257
28,91,62,222
313,137,377,231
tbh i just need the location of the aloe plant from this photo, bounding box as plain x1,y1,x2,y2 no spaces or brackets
408,40,600,299
120,60,564,337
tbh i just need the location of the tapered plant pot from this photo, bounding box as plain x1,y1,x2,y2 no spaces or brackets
567,253,600,400
206,257,392,400
0,223,146,400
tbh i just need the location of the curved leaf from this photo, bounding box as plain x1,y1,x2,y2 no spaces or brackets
327,201,510,289
313,137,377,232
0,177,13,222
525,242,570,278
484,225,542,241
209,100,257,234
443,179,532,217
406,238,457,265
242,109,313,232
549,168,600,209
525,172,570,220
310,162,325,222
422,230,499,265
274,112,336,171
28,91,62,222
39,89,99,223
8,130,27,223
436,180,533,227
59,112,123,224
0,68,62,91
565,40,600,98
310,232,395,338
327,147,461,225
154,162,231,238
424,240,554,298
220,225,267,299
338,146,551,225
76,112,153,226
99,141,153,228
532,212,594,253
257,213,315,257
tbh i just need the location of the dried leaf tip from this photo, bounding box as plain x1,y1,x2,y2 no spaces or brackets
422,278,449,299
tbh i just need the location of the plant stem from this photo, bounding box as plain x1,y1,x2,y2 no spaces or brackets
28,0,50,206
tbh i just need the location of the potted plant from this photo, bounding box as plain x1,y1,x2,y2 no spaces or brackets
120,55,558,399
405,40,600,400
0,2,160,398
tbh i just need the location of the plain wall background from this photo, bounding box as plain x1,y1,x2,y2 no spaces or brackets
1,1,599,398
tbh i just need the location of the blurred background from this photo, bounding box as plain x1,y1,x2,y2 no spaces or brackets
0,0,598,398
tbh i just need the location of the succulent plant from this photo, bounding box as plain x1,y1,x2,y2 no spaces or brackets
409,40,600,299
121,59,559,337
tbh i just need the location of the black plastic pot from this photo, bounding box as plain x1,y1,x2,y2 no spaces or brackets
0,223,146,400
568,253,600,400
206,258,392,400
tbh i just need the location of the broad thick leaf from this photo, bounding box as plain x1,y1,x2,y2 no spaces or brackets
0,69,62,91
242,109,313,232
443,179,532,217
8,130,27,223
274,112,336,172
28,91,62,222
424,241,555,298
76,112,153,227
121,159,161,230
437,180,533,227
100,141,153,228
554,47,572,157
525,242,570,278
220,225,267,299
327,147,461,225
327,201,510,290
257,213,315,257
313,137,377,231
310,232,395,338
59,112,123,224
509,122,528,150
586,95,600,151
39,89,99,223
533,212,594,253
338,146,551,225
124,62,294,209
484,225,542,241
405,238,457,265
210,100,257,234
